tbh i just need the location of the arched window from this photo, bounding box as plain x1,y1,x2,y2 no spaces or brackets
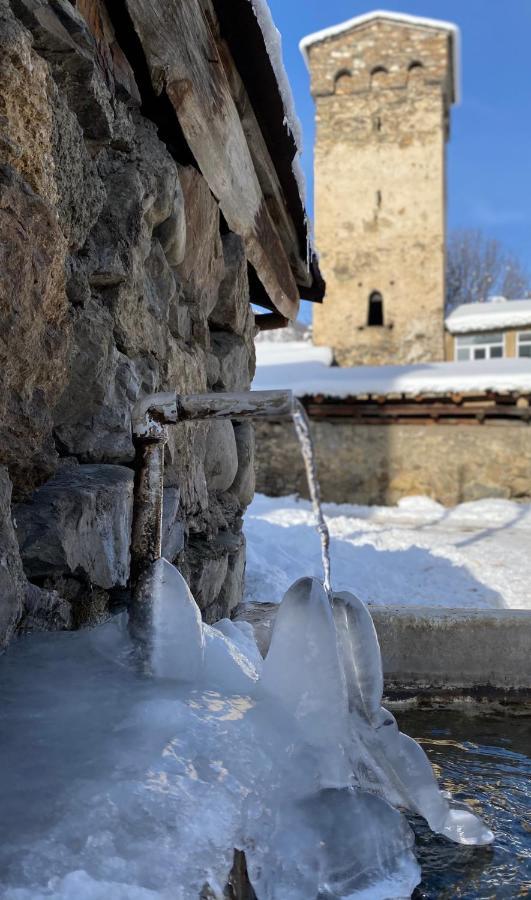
334,68,352,94
368,291,384,326
407,60,424,84
370,65,389,88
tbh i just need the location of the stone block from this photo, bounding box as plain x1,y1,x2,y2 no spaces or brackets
0,467,26,649
15,463,134,589
204,421,238,493
53,298,158,463
0,164,70,495
231,422,255,508
162,487,185,562
176,166,224,317
19,583,72,634
218,539,246,616
209,233,249,334
211,332,253,391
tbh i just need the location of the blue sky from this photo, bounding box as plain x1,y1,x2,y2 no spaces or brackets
268,0,531,312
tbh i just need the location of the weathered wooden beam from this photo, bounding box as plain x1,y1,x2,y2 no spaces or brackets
303,399,531,424
124,0,300,320
77,0,141,102
212,25,311,288
254,312,288,331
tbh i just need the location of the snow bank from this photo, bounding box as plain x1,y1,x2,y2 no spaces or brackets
254,343,531,396
446,299,531,333
244,493,531,611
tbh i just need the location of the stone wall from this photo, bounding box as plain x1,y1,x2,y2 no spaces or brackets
255,419,531,507
0,0,256,644
308,18,453,365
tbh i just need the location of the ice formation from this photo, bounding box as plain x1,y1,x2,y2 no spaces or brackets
0,552,493,899
1,402,492,899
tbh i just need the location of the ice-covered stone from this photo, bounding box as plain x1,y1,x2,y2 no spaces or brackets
15,464,134,589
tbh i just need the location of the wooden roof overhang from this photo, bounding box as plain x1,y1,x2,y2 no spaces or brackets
298,392,531,426
119,0,324,322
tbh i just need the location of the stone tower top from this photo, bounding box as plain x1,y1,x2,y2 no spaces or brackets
299,10,461,126
303,10,460,366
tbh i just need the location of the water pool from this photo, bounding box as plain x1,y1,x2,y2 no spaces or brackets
397,710,531,899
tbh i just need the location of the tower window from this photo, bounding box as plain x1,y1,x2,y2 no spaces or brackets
370,65,389,88
368,291,384,326
334,68,353,94
407,61,425,84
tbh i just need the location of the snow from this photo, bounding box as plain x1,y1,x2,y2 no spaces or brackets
245,493,531,611
254,343,531,396
250,0,302,149
249,0,307,209
299,10,461,104
446,299,531,333
255,321,310,343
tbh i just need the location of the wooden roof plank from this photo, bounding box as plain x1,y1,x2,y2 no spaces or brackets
125,0,300,320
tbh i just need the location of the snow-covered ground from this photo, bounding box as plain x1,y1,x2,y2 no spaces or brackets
245,494,531,611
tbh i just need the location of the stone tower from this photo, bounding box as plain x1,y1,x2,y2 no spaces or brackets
301,12,459,365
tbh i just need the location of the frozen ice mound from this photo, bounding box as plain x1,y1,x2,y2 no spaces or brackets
0,563,491,900
332,586,494,847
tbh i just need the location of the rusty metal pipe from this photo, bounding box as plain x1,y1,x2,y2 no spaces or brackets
129,389,294,640
131,389,293,439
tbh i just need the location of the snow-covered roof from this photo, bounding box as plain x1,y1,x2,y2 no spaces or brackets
446,300,531,334
254,342,531,397
299,10,461,104
250,0,303,152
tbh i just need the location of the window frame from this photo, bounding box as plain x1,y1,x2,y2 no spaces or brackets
517,331,531,358
454,331,505,362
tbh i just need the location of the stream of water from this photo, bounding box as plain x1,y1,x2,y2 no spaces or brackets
292,399,332,600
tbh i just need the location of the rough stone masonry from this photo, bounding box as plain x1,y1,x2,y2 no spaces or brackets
0,0,261,646
306,14,457,365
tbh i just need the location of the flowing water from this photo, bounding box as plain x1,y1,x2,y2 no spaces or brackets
292,399,332,600
401,710,531,899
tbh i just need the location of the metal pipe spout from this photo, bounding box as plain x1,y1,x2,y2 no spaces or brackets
129,388,294,630
132,389,294,440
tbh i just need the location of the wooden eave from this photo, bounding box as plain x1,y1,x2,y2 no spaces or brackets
211,0,324,303
299,392,531,426
122,0,323,321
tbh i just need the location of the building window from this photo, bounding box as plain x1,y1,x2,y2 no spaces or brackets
334,69,352,94
517,332,531,357
455,332,505,361
370,65,389,88
368,291,384,326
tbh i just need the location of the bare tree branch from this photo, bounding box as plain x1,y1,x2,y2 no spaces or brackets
446,229,530,311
